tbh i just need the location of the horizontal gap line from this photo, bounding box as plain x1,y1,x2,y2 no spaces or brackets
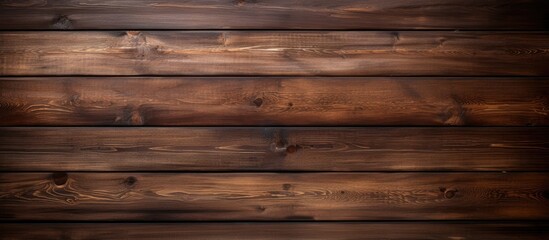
2,75,549,78
0,171,546,173
1,220,548,224
1,125,547,128
0,29,548,32
1,75,549,78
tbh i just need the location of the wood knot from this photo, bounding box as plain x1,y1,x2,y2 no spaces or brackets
121,31,159,59
440,187,457,199
122,31,147,41
255,205,266,212
116,106,145,125
51,15,73,29
392,32,400,41
282,183,292,190
52,172,68,186
68,94,80,105
124,176,137,187
253,97,263,107
437,37,447,47
129,110,144,125
125,31,147,49
286,145,299,154
268,129,291,153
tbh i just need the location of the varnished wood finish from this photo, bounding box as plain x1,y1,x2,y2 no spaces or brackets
0,0,547,30
1,173,547,221
1,32,548,76
1,77,548,126
1,127,548,171
1,0,548,237
1,223,548,240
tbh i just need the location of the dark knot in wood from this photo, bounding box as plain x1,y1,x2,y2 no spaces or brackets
52,172,69,186
253,97,263,107
255,205,266,212
440,187,457,199
282,183,292,190
286,145,298,154
51,15,73,30
124,176,137,187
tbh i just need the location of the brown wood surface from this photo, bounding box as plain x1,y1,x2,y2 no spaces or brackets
0,0,547,30
1,77,548,126
1,173,547,221
1,223,548,240
1,31,548,76
1,127,548,172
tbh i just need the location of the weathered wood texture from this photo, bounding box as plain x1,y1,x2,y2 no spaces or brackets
1,0,548,238
1,127,548,172
1,77,548,126
1,173,547,221
1,223,548,240
0,0,547,30
1,32,548,76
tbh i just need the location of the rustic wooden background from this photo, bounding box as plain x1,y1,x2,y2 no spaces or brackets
0,0,548,239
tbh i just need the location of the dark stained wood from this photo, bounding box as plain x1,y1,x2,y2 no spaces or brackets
1,223,548,240
0,0,547,30
1,32,548,76
1,77,548,126
1,127,548,171
1,173,547,221
1,0,547,237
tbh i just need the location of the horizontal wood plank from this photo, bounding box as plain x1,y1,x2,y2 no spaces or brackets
1,173,547,221
1,77,548,126
0,0,547,30
1,31,548,76
1,223,548,240
1,127,548,171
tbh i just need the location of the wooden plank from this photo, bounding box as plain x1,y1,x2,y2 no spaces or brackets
0,0,547,30
1,77,548,126
1,127,548,172
1,31,548,76
1,223,548,240
1,173,547,221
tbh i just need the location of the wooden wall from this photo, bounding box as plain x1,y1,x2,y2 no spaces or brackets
0,1,548,239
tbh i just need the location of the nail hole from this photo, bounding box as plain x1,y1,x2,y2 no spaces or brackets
52,172,68,186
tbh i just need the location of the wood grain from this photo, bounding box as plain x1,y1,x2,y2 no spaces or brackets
1,127,548,171
1,77,548,126
0,0,547,30
1,173,547,221
1,223,548,240
1,31,548,76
